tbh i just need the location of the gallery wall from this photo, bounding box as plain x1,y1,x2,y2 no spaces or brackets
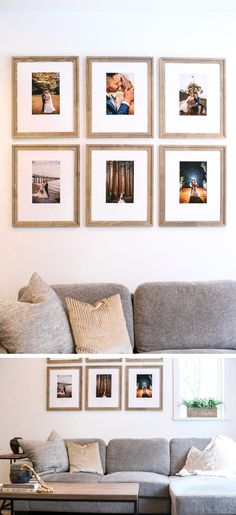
0,357,236,482
0,3,236,298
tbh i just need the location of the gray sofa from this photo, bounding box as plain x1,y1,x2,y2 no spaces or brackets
12,437,236,515
1,280,236,353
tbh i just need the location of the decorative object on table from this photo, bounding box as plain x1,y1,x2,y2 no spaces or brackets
10,463,32,484
182,398,223,418
159,57,226,138
20,464,54,493
86,144,153,226
159,145,226,227
87,56,153,138
9,438,22,454
85,366,122,411
12,56,79,138
47,366,82,411
125,365,163,411
12,145,79,228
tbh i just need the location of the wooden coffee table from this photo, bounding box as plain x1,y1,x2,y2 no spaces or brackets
0,482,139,515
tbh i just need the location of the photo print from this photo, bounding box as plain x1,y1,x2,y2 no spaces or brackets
179,161,207,204
106,160,134,203
179,73,207,116
106,72,134,115
57,374,72,398
96,374,112,398
32,72,60,115
32,160,60,204
136,374,153,398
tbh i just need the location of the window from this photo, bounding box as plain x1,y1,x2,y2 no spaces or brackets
173,357,231,420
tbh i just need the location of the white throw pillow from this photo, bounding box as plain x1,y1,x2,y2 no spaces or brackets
177,444,216,476
206,435,236,473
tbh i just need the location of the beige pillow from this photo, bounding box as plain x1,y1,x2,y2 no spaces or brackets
67,441,103,474
66,293,132,354
177,445,216,476
0,273,74,354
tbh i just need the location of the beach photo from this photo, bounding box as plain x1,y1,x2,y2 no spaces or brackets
179,73,207,116
96,374,112,398
106,72,134,115
32,160,60,203
106,160,134,203
32,72,60,114
136,374,153,398
179,161,207,204
56,374,72,398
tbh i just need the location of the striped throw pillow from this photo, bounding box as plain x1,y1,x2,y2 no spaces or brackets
66,293,132,354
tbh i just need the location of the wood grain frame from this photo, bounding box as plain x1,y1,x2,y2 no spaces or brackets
86,144,153,227
159,57,226,138
159,145,226,227
12,56,79,138
86,56,153,138
12,144,80,227
47,366,82,411
85,366,122,411
125,365,163,411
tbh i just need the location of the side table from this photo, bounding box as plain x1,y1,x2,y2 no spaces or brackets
0,453,27,514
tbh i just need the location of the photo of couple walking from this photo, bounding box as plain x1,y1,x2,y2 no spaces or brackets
106,72,134,115
32,71,60,115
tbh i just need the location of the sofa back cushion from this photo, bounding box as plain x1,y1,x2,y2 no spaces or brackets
134,281,236,352
64,438,106,474
19,283,134,349
107,438,170,475
170,438,211,475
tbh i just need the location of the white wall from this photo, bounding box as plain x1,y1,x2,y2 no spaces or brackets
0,4,236,297
0,357,236,482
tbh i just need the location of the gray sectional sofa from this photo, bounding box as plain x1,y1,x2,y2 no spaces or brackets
12,438,236,515
1,280,236,353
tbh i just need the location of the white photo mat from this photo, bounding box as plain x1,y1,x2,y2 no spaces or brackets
47,367,82,411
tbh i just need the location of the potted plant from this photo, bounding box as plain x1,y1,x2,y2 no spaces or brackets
181,398,223,418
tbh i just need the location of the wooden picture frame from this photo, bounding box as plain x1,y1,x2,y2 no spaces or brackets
159,145,226,227
87,56,153,138
126,365,163,411
47,366,82,411
86,144,153,226
12,56,79,138
12,144,79,227
47,358,82,364
85,366,122,410
159,58,226,138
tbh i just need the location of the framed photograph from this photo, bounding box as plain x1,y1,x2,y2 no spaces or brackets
86,145,153,226
85,358,123,363
159,145,226,227
12,56,79,138
87,56,153,137
85,366,122,410
159,58,225,138
126,366,163,411
47,366,82,411
12,145,79,227
47,358,82,364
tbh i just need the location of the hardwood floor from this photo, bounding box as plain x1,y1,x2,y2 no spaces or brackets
180,187,207,204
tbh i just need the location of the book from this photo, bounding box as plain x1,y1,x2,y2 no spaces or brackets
1,483,38,493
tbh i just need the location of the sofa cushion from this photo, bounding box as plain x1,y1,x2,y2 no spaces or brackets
170,438,211,475
66,294,132,354
170,476,236,515
41,472,102,482
20,434,69,475
106,438,170,475
0,273,74,354
19,282,134,350
134,281,236,352
101,471,170,497
64,439,106,474
66,441,103,474
205,435,236,473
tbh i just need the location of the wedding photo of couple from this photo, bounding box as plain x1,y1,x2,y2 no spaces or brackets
179,73,207,116
106,72,134,115
32,71,60,115
32,160,61,204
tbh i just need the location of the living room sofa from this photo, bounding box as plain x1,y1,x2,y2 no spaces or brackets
1,280,236,353
12,437,236,515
